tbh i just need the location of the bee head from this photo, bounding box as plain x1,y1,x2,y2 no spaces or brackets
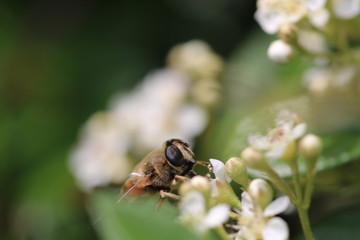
164,138,196,175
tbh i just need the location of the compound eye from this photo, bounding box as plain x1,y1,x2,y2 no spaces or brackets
165,145,184,167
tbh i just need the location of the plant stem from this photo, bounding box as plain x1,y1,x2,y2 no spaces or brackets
290,158,316,240
266,166,296,203
290,161,303,204
215,226,232,240
304,163,316,209
297,205,315,240
336,20,350,54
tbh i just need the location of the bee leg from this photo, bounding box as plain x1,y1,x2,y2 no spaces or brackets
159,190,182,200
156,197,165,210
196,161,213,172
156,189,182,210
174,175,191,182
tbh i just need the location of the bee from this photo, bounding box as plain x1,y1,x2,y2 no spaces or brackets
120,138,200,202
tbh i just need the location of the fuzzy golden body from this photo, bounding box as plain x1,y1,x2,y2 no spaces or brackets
121,139,196,200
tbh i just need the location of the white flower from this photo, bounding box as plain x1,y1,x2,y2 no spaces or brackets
297,29,327,53
303,65,356,93
303,66,330,93
179,191,230,234
176,104,208,140
236,192,290,240
167,40,223,79
209,159,242,208
255,0,326,34
332,0,360,19
69,112,132,191
210,159,231,183
192,77,222,107
248,110,307,160
109,69,208,149
267,40,294,64
70,68,208,192
167,40,223,108
307,7,330,28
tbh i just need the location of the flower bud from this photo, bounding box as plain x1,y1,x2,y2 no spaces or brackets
299,134,322,163
280,140,297,163
278,24,297,43
248,179,273,210
241,147,267,170
267,39,294,64
225,157,249,188
211,180,242,209
297,29,327,54
179,176,211,197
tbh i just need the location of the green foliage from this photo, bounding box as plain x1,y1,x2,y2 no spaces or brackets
318,130,360,172
297,204,360,240
90,191,206,240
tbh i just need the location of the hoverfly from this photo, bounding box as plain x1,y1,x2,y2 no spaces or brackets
120,138,208,203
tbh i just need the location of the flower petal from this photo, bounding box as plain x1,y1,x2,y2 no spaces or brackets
210,159,231,182
204,204,230,228
210,179,219,197
236,230,257,240
262,217,289,240
248,134,270,150
291,123,307,139
241,191,254,214
276,109,294,126
306,0,326,11
332,0,360,19
264,196,290,217
180,191,205,216
254,9,282,34
265,143,287,160
308,8,330,28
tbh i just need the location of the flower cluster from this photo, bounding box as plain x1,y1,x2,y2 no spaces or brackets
247,110,307,163
255,0,360,95
179,190,230,235
168,40,224,107
241,110,322,174
178,159,290,240
178,110,322,240
239,110,322,240
69,40,223,191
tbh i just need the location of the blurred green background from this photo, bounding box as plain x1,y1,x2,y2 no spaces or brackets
3,1,360,240
0,1,257,239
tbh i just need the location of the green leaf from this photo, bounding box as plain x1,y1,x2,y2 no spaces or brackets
90,191,207,240
317,130,360,172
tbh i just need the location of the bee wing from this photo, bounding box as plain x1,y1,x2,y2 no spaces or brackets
118,173,153,202
117,183,139,203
